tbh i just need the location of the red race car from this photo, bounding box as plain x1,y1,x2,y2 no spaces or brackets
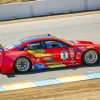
0,34,100,74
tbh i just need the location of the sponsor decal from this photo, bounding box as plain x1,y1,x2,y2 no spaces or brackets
87,46,94,49
78,47,87,51
69,48,75,59
70,59,75,64
47,63,66,68
36,58,40,63
68,62,79,66
32,63,66,69
32,64,48,70
60,51,68,60
27,50,51,57
76,49,81,53
44,57,55,63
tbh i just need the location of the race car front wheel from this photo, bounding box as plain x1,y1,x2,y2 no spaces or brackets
14,57,32,73
82,49,99,65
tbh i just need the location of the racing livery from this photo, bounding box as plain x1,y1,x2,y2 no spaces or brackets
0,34,100,74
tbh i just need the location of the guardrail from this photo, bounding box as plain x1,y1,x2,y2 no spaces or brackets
0,0,100,21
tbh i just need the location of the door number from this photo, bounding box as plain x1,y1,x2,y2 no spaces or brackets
61,51,68,60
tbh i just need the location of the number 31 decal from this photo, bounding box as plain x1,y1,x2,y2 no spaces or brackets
61,51,68,60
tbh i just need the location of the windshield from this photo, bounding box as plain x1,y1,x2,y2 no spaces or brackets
67,40,75,45
6,41,22,50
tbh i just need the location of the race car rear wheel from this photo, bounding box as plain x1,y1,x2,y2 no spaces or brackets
82,49,99,65
14,57,32,73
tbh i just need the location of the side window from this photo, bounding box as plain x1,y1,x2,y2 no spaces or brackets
25,42,43,50
44,41,69,49
45,41,59,48
61,43,70,48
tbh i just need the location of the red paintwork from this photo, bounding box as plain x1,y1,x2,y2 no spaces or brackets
0,35,100,74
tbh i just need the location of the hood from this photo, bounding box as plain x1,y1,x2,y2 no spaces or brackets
67,40,96,51
68,40,93,46
74,40,93,45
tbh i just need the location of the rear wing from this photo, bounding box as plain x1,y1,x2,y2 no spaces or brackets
0,44,4,52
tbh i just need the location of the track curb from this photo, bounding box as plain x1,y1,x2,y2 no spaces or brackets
0,72,100,92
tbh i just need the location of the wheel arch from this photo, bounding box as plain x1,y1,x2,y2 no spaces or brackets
81,48,100,64
13,56,33,72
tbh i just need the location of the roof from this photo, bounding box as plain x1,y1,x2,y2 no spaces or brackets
20,34,54,43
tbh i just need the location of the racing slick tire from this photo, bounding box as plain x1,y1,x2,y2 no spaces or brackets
14,57,32,73
82,49,99,65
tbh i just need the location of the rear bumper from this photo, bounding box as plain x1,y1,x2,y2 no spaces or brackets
0,65,15,74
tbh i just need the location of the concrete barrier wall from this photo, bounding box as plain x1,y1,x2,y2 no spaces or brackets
0,2,33,20
33,0,85,16
0,0,100,21
87,0,100,10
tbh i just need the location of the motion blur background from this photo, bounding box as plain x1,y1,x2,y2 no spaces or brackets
0,0,32,4
0,0,100,21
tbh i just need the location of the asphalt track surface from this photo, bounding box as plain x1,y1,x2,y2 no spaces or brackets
0,14,100,85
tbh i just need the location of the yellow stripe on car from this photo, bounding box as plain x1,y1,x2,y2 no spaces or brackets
27,50,51,57
47,63,66,68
